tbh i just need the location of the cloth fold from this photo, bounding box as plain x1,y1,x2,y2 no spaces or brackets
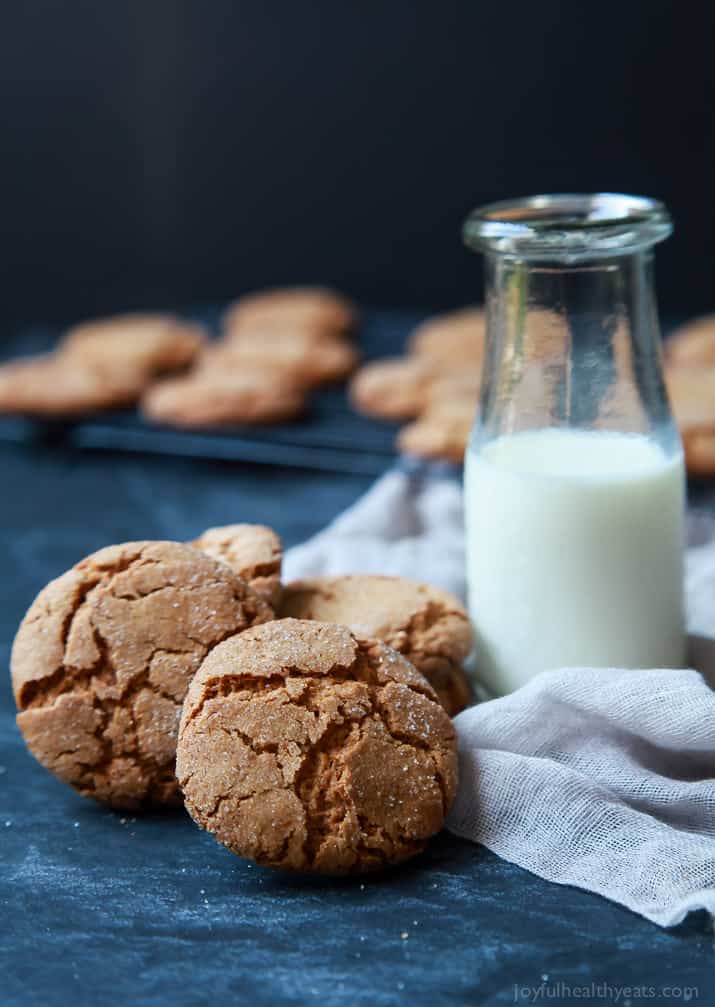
284,468,715,927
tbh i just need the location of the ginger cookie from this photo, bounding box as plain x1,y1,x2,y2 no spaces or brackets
193,524,283,608
142,369,306,427
408,307,485,366
397,399,476,465
349,357,435,420
666,367,715,476
206,331,359,387
0,353,149,416
11,541,273,809
280,575,473,715
667,315,715,367
176,619,458,873
425,373,481,409
61,314,206,375
223,287,356,336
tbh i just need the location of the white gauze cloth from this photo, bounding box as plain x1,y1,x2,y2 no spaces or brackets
284,468,715,927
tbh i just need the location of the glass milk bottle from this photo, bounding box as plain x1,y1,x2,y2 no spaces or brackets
463,193,686,695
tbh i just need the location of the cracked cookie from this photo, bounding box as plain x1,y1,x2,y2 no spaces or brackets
11,541,273,809
193,524,283,608
176,618,458,873
279,576,473,716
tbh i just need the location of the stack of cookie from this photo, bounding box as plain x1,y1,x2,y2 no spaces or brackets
142,287,359,427
0,314,206,416
352,307,715,475
665,315,715,477
11,522,470,874
349,307,484,463
0,287,359,428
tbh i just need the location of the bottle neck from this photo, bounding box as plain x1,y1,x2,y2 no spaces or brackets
477,250,678,453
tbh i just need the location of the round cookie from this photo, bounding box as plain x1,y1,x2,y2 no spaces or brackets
0,353,149,416
61,314,206,375
11,541,273,809
193,524,283,608
349,357,435,420
223,287,356,336
176,619,458,873
397,399,476,465
206,332,359,387
665,367,715,476
408,307,485,366
426,373,481,410
280,575,473,715
667,315,715,367
142,369,306,427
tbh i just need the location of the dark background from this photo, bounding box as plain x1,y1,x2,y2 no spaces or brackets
1,0,714,328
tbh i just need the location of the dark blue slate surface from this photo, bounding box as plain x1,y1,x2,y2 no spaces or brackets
1,445,713,1007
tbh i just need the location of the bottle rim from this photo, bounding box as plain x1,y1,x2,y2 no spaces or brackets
463,193,672,260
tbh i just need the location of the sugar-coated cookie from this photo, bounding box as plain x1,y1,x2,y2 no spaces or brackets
349,357,436,420
0,353,148,416
11,542,273,809
667,315,715,367
408,307,485,366
397,399,476,464
142,369,306,427
176,619,458,873
280,575,473,715
61,314,205,375
223,287,356,336
193,524,283,608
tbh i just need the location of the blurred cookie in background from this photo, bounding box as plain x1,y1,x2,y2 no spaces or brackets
667,315,715,367
408,307,485,366
223,287,357,337
142,368,306,428
0,353,149,416
397,398,477,465
349,357,436,420
202,331,359,387
666,367,715,476
193,523,283,608
61,313,206,376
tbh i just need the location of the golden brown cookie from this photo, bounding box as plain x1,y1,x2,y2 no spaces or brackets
205,331,359,387
193,524,283,608
142,369,306,427
425,373,481,409
667,315,715,367
349,357,435,420
397,399,476,464
11,541,273,809
61,314,206,375
0,353,148,416
681,430,715,477
665,367,715,476
280,575,473,715
408,307,485,366
176,619,458,873
223,287,356,336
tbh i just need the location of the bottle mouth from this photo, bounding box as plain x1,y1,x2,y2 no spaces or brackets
463,193,672,260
